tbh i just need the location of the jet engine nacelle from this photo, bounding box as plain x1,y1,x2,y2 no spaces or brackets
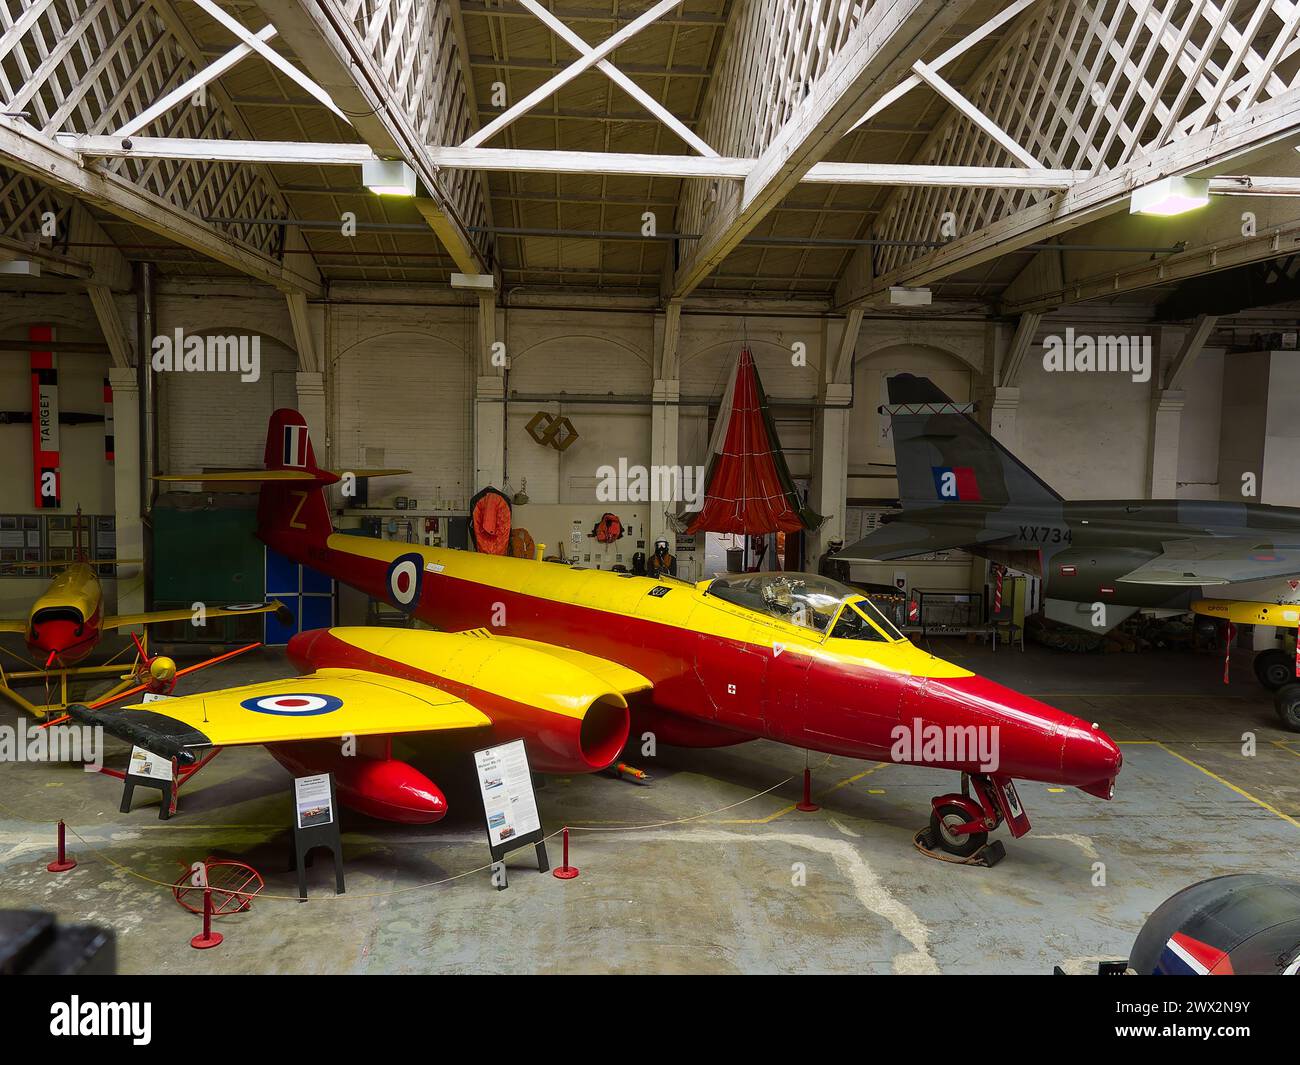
286,627,631,775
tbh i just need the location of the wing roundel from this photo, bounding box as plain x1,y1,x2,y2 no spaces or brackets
65,669,490,763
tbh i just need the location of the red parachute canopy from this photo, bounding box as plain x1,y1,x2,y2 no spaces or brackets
684,347,821,536
470,487,512,554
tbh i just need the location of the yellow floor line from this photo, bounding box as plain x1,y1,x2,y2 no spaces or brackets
1271,739,1300,760
1155,741,1300,830
718,762,891,825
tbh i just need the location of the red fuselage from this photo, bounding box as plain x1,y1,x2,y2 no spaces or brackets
281,534,1122,796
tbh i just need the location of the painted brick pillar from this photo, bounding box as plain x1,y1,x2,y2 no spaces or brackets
108,366,144,620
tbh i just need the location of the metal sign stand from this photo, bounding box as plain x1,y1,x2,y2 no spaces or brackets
288,772,344,901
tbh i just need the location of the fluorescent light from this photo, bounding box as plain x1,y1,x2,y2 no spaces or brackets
0,259,40,276
450,273,495,292
1130,176,1209,216
889,286,931,306
362,159,417,196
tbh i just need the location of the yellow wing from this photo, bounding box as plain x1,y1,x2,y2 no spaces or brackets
486,633,653,697
64,668,491,763
0,618,25,633
103,600,286,630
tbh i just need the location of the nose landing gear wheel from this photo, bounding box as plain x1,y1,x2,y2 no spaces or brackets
1254,649,1293,691
930,802,987,858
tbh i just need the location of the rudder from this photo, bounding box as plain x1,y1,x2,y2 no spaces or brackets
884,374,1061,509
257,409,333,554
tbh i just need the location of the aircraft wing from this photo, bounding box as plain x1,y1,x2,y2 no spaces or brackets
488,633,653,696
103,600,286,630
63,668,490,763
1117,537,1300,586
0,618,25,633
837,520,1006,562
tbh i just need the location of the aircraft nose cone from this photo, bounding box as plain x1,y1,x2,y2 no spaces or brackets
31,618,77,656
1063,722,1123,798
909,675,1122,794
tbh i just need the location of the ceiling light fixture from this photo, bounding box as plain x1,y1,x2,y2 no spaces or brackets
1130,176,1210,216
362,159,417,197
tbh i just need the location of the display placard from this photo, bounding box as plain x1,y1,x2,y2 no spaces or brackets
473,739,549,888
294,772,334,829
127,745,173,782
475,739,540,845
120,745,177,820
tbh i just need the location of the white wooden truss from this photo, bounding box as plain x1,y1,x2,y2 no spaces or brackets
838,0,1300,306
0,0,320,291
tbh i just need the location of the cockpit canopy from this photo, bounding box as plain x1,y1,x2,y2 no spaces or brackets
705,572,904,642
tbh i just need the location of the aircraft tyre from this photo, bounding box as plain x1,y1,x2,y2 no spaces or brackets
1253,649,1293,691
1273,683,1300,732
929,802,988,858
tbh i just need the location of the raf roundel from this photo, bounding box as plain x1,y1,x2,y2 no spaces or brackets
240,693,343,717
386,553,424,612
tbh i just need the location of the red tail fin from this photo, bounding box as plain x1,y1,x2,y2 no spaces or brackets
256,410,333,555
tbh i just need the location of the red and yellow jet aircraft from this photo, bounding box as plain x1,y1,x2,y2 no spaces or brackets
0,513,282,718
69,411,1122,856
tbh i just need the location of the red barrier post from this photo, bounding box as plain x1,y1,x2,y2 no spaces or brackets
46,820,76,873
552,827,579,880
190,887,223,949
796,767,820,812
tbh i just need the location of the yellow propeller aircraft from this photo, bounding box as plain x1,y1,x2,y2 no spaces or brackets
0,510,282,718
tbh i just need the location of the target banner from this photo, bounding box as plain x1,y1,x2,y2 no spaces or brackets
240,693,343,717
386,553,424,613
30,324,59,509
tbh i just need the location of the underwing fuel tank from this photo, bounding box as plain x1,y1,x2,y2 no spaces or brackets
268,741,448,824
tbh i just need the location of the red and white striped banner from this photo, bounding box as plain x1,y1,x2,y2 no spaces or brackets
29,324,59,508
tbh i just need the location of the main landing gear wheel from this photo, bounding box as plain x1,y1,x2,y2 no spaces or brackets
929,802,987,858
1274,683,1300,732
1253,649,1293,691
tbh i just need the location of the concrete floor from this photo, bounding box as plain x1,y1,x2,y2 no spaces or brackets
1,634,1298,974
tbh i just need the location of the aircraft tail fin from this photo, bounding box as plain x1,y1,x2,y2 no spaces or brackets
884,374,1062,510
154,410,335,552
154,410,404,558
255,408,335,554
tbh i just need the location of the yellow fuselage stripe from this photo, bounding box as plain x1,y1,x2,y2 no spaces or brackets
327,535,972,681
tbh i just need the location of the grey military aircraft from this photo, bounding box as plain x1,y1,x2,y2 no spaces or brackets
838,373,1300,729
